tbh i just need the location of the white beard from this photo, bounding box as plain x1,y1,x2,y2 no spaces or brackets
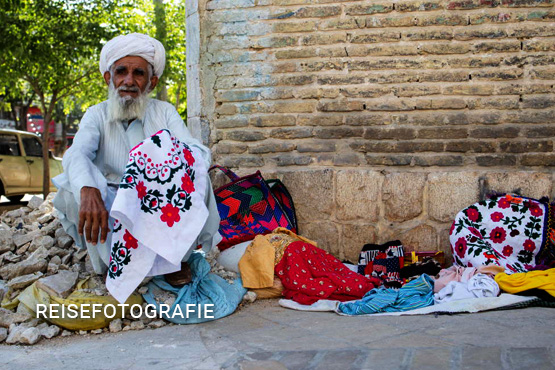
107,79,150,123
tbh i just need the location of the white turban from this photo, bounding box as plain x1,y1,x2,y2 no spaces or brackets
99,33,166,77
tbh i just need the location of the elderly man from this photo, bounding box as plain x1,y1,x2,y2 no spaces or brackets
53,33,220,277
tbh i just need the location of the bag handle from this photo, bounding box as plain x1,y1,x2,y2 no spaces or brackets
208,165,240,181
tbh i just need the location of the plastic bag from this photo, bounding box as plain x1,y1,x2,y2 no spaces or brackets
18,278,143,331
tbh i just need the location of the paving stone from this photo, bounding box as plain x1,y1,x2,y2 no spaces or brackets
505,348,554,370
461,346,502,370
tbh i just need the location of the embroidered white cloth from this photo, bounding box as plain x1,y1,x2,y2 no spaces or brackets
106,129,209,303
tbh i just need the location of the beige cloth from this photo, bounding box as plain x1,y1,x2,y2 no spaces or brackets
238,228,317,289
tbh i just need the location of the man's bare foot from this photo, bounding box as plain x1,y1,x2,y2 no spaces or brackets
164,262,192,286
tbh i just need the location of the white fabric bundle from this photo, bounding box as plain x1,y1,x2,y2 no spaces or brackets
99,33,166,77
434,273,500,304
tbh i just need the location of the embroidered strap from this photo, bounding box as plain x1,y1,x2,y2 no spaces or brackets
208,165,240,181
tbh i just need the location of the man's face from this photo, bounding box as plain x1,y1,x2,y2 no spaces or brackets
103,56,158,99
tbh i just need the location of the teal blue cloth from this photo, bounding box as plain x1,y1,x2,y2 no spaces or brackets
142,252,246,324
338,274,434,315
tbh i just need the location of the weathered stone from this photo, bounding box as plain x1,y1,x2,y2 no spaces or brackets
91,328,103,334
13,230,41,248
0,223,14,253
6,325,25,344
40,219,61,236
342,224,377,264
37,213,54,224
29,235,55,253
39,324,60,339
0,327,7,342
50,255,62,265
7,272,43,290
48,247,70,258
383,173,426,222
281,170,334,224
27,196,44,210
301,222,341,258
1,251,21,264
18,327,41,344
0,280,7,302
0,307,31,328
109,318,123,333
428,172,480,222
72,250,87,264
47,263,59,275
36,270,78,298
130,321,145,330
148,320,167,329
0,249,48,280
57,234,74,249
336,170,383,222
485,172,553,199
61,330,72,337
16,242,30,255
397,225,439,252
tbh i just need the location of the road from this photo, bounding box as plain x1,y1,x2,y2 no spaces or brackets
1,299,554,369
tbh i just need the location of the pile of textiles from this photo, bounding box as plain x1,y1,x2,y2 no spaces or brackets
236,228,381,304
275,236,554,316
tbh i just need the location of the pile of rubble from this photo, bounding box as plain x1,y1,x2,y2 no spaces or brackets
0,194,244,345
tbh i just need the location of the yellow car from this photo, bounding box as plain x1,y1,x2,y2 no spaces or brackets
0,129,62,202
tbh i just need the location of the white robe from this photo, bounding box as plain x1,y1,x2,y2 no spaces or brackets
52,99,221,273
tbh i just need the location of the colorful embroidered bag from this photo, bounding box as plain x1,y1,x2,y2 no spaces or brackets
210,165,298,251
357,240,405,288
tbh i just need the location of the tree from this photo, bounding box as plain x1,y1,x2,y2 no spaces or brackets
0,0,117,197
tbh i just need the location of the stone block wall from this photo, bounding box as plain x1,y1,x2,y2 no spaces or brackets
188,0,555,262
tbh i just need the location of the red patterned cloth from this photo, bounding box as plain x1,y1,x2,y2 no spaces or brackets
275,241,380,305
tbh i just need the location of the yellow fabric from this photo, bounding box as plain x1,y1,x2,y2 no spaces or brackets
251,278,285,299
238,228,317,289
495,268,555,297
17,278,143,331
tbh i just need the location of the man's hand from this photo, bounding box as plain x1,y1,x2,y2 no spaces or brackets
79,187,109,245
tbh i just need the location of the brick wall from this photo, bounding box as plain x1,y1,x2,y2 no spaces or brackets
189,0,555,261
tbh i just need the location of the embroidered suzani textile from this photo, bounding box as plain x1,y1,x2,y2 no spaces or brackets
106,129,209,303
450,194,549,274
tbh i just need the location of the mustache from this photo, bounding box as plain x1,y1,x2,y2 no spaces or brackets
118,86,140,93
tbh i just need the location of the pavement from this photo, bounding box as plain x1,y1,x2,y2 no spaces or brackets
1,299,554,370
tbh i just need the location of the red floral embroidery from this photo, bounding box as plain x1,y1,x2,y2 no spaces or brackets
523,239,536,252
490,212,504,222
527,202,543,217
502,245,513,256
123,230,138,249
449,221,455,234
490,227,507,244
465,208,480,222
136,181,147,199
497,197,510,209
183,149,195,166
469,227,482,238
181,174,195,193
160,203,181,227
455,237,467,259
